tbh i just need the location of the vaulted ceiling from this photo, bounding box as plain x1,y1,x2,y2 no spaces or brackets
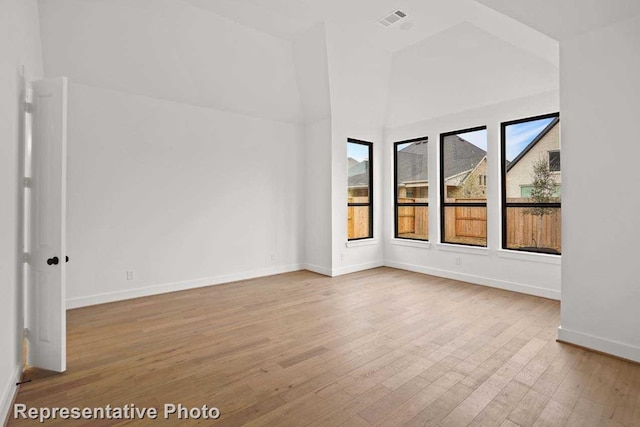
38,0,578,127
184,0,558,64
475,0,640,41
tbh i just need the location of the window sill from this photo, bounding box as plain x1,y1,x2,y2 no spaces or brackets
346,238,380,248
436,243,489,256
390,239,430,249
497,249,561,264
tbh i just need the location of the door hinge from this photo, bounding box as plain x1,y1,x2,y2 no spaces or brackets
24,328,30,338
24,102,33,114
23,252,30,263
23,177,32,188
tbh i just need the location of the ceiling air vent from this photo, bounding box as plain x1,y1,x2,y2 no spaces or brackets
378,10,407,28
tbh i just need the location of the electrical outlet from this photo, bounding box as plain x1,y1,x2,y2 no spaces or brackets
454,257,462,266
126,270,135,280
341,252,345,261
271,253,277,261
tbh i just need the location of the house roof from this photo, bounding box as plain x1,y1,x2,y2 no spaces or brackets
394,135,486,187
348,160,370,187
397,140,429,184
348,135,487,189
442,135,487,181
506,117,559,172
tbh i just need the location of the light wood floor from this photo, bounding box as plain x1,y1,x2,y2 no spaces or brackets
10,268,640,426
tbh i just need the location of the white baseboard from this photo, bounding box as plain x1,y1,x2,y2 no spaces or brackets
67,264,303,309
303,263,333,277
384,260,561,300
557,327,640,363
331,260,385,277
1,365,22,427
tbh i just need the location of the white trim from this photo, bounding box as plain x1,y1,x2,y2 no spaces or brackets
332,260,384,277
384,260,560,300
345,238,380,248
435,243,490,256
389,238,431,249
557,327,640,363
1,365,22,427
67,264,303,309
497,249,561,265
303,263,332,277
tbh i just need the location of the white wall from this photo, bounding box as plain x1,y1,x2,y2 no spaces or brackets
303,119,333,274
292,24,334,274
384,91,562,300
65,83,304,307
292,24,331,125
0,0,43,422
325,24,391,275
558,14,640,362
38,0,302,123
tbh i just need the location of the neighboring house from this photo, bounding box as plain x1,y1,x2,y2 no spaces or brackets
347,157,359,170
348,135,491,201
348,160,370,198
391,135,488,202
506,118,561,199
442,136,487,200
396,139,429,200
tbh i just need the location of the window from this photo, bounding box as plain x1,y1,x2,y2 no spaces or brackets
502,113,561,255
394,137,429,241
347,139,373,240
440,126,488,247
549,150,561,172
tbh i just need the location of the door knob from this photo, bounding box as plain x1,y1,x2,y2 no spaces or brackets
47,257,59,265
66,256,69,263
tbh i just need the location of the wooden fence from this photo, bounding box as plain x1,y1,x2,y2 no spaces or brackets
348,197,560,251
348,197,370,239
444,204,487,245
397,198,428,238
505,199,561,251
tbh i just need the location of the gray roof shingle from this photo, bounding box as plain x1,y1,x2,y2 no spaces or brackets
397,141,429,183
347,135,486,189
442,135,486,180
348,160,370,187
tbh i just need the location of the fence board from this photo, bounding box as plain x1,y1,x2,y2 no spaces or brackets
396,200,428,238
348,197,370,239
348,196,560,251
506,205,561,251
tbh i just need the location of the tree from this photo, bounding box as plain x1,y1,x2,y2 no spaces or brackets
524,157,558,248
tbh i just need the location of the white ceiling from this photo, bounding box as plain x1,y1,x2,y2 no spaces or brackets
39,0,565,126
183,0,558,65
475,0,640,41
386,22,559,127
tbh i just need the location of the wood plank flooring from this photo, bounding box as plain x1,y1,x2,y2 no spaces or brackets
9,267,640,426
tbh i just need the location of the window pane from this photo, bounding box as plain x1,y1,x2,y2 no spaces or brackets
443,206,487,246
442,129,487,202
505,207,561,254
397,139,428,203
549,151,561,172
397,206,428,240
505,117,561,203
348,206,370,239
348,142,370,203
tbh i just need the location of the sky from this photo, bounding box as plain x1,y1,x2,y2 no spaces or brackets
347,142,370,162
349,117,552,162
458,129,487,151
505,117,555,161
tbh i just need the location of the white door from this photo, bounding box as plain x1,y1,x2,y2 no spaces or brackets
27,77,68,372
